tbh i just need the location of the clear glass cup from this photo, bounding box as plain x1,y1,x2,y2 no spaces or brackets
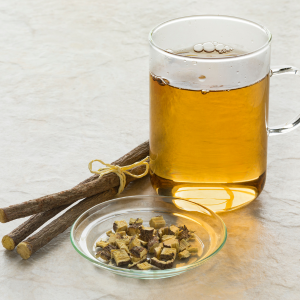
149,15,300,213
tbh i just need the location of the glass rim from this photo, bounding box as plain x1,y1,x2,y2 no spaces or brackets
70,195,227,277
148,15,272,60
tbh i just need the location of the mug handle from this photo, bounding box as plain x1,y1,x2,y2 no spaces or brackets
268,66,300,136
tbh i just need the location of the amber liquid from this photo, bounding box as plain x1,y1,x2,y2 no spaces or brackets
150,75,269,212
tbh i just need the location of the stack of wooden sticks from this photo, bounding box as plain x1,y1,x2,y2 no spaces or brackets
0,141,149,259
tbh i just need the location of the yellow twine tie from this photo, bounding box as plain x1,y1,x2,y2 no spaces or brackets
88,156,149,194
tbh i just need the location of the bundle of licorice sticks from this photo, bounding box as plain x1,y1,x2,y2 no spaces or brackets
0,141,149,259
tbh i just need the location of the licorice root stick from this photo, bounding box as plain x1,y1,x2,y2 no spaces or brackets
0,140,149,223
2,162,147,251
2,204,71,250
17,188,118,259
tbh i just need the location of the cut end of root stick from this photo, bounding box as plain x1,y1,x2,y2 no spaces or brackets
16,242,32,260
2,235,15,250
0,209,8,223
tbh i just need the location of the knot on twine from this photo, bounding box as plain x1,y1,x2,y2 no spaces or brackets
88,156,149,194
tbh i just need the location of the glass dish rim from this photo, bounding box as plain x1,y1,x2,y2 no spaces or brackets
70,195,227,276
148,15,272,61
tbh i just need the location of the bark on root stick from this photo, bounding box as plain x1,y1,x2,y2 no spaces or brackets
2,204,70,250
2,162,147,251
0,140,149,223
7,161,145,254
16,188,118,260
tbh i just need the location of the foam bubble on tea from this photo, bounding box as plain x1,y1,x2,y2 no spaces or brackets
171,41,241,58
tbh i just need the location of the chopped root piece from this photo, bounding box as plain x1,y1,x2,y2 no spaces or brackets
187,232,196,241
115,238,124,244
150,257,174,269
179,239,190,252
106,230,114,237
160,247,176,260
188,247,198,254
110,249,118,256
121,236,131,245
149,216,166,229
96,250,111,261
161,235,175,242
129,218,143,225
104,244,117,251
113,220,128,233
130,246,147,258
104,244,117,254
147,236,160,253
169,225,179,236
138,239,148,247
116,240,129,253
163,238,179,253
158,227,169,238
154,244,163,259
126,226,137,236
128,235,141,250
178,225,190,240
96,240,109,248
178,249,191,259
108,234,118,246
127,224,140,236
137,262,153,270
112,249,131,266
130,255,144,263
96,244,117,261
117,231,127,237
139,226,154,242
108,232,125,246
128,257,147,268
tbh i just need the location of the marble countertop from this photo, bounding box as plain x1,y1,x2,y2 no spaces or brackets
1,0,300,299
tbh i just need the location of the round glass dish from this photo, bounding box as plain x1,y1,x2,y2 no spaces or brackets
70,195,227,279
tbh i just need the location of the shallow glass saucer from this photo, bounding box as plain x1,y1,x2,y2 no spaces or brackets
70,195,227,279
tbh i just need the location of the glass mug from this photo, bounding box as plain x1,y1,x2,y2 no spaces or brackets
149,15,300,213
